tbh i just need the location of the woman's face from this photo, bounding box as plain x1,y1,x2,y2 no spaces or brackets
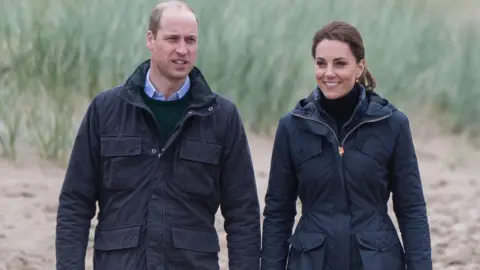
314,39,365,99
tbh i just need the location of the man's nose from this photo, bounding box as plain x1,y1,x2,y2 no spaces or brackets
176,42,187,55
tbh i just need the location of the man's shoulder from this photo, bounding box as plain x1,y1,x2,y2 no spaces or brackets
91,84,124,104
87,85,124,110
83,85,129,122
211,92,238,114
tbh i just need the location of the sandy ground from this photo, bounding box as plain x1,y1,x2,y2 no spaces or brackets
0,120,479,270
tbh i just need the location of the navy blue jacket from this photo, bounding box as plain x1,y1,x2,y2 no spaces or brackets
55,60,261,270
261,86,432,270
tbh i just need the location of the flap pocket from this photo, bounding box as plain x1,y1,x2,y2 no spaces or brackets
356,230,400,251
296,140,323,166
94,226,141,251
172,227,220,253
356,138,391,166
287,230,326,252
101,136,142,157
179,139,222,165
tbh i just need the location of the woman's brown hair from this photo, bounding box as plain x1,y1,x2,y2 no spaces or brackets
311,21,376,90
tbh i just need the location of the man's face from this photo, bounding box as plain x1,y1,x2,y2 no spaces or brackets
146,8,198,82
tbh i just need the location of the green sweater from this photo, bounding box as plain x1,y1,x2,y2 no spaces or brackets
140,90,192,142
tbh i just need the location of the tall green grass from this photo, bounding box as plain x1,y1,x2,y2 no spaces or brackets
0,0,479,164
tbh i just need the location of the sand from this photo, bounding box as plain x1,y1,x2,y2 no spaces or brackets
0,121,479,270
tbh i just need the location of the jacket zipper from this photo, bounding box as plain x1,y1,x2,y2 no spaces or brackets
160,105,214,157
291,112,392,156
291,111,392,216
126,87,216,270
135,100,214,270
134,98,214,158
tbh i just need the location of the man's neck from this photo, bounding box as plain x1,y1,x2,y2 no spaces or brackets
148,68,186,99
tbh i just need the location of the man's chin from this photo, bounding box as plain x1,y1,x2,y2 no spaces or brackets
169,68,192,80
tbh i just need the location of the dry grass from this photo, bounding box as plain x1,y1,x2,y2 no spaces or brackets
0,0,479,164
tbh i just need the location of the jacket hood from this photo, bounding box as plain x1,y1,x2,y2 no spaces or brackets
366,89,397,111
292,84,397,121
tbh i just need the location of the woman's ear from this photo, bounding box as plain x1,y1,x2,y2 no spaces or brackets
357,59,366,79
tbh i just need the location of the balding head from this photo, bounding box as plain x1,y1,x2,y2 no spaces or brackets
146,0,198,87
148,0,198,37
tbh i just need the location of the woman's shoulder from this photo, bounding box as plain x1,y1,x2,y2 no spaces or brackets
366,90,410,126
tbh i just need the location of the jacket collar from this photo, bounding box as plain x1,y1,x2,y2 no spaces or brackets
118,59,218,111
292,84,395,124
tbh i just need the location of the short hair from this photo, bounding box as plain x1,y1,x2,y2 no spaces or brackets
148,0,198,36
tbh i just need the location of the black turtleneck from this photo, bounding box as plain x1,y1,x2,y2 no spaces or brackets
319,85,360,133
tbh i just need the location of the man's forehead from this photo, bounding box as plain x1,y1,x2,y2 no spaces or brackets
161,29,198,37
159,18,198,36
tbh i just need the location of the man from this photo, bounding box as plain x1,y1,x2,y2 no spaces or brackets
55,1,261,269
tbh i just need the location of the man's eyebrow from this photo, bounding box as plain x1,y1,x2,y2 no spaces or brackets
163,33,197,38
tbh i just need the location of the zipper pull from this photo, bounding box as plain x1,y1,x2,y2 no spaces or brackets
338,146,344,156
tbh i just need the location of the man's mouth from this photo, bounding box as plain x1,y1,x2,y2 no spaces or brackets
172,60,187,64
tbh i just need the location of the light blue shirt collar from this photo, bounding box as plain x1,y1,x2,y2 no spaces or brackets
144,68,190,101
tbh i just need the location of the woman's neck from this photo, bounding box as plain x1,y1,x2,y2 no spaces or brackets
320,85,360,129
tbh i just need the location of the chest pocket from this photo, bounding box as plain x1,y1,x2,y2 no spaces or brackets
295,140,324,169
100,135,143,190
353,122,395,168
355,138,392,168
176,139,222,197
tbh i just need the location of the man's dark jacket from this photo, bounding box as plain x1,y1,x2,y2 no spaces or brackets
55,60,261,270
261,86,432,270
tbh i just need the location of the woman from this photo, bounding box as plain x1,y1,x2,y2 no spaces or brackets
260,21,432,270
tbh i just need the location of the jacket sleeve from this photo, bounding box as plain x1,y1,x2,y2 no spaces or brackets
219,104,261,270
56,98,100,270
261,118,298,270
390,114,432,270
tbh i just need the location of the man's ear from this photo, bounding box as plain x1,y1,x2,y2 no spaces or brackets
146,30,155,51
